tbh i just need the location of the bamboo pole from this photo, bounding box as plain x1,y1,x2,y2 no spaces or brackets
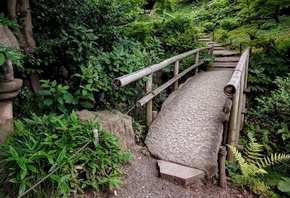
113,47,211,88
173,61,179,91
227,86,240,162
194,52,199,75
219,146,227,188
146,74,153,127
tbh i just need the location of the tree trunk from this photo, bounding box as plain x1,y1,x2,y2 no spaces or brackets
274,7,280,23
7,0,35,54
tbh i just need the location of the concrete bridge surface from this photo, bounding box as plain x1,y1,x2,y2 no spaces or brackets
145,40,240,178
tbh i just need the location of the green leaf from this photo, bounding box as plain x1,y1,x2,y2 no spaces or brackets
44,98,53,106
80,101,94,109
0,53,5,65
50,175,61,182
61,174,71,182
17,159,27,170
9,178,19,183
19,168,27,180
10,146,19,158
19,182,26,196
38,89,52,96
57,148,66,164
27,164,38,173
59,181,70,195
56,95,64,105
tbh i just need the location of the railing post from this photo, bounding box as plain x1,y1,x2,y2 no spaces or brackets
146,74,153,127
194,52,199,75
173,61,179,91
227,87,240,163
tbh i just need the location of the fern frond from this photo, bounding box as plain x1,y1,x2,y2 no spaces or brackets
227,144,246,165
257,153,290,168
244,134,264,163
251,180,269,195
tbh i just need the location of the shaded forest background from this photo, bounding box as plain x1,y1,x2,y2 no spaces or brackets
0,0,290,197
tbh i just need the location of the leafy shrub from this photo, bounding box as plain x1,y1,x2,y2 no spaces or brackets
220,18,239,31
0,112,132,197
214,28,229,43
202,22,215,33
126,22,152,43
248,39,290,94
152,16,198,54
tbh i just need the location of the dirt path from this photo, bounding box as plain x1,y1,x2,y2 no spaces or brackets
82,147,255,198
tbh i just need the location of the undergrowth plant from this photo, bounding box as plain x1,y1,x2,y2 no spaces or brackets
228,133,290,196
0,112,132,197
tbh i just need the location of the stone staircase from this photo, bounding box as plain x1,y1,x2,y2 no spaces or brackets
198,37,240,71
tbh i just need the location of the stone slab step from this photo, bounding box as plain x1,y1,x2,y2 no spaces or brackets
198,38,211,42
210,68,235,71
213,46,226,50
212,62,238,68
157,160,205,186
213,50,240,57
215,56,240,62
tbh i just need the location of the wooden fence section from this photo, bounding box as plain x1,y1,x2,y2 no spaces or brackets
114,46,213,127
223,47,251,162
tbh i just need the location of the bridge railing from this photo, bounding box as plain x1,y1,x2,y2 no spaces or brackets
114,46,212,127
223,47,251,162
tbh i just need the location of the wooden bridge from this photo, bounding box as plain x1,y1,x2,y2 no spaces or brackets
114,38,250,184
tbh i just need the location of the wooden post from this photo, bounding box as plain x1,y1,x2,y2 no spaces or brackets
227,87,240,162
219,146,227,188
194,52,199,75
146,74,153,127
174,61,179,91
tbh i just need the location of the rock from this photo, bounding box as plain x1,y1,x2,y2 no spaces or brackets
157,160,205,186
76,110,135,150
0,23,20,50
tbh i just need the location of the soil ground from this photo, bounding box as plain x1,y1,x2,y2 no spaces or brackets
81,146,256,198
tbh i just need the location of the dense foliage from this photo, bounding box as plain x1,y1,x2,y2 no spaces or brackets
0,112,131,197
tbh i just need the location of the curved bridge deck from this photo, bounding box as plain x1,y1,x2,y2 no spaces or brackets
145,41,240,177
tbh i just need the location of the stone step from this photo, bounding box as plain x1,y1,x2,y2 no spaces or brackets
210,68,235,71
214,56,240,62
213,50,240,57
213,46,226,50
198,38,211,42
212,62,238,68
157,160,205,186
207,42,215,45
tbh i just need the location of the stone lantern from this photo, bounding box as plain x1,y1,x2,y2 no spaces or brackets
0,23,23,143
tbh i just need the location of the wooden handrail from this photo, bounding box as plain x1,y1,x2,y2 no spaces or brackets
224,47,251,162
114,46,212,127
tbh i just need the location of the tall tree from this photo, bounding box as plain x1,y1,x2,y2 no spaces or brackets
253,0,290,23
6,0,35,54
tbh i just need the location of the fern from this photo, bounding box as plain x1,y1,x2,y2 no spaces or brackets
227,133,290,195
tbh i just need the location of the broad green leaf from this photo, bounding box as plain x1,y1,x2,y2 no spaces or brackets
56,95,64,105
38,89,52,96
57,103,68,114
61,174,71,182
17,159,27,170
0,53,5,65
27,164,38,173
57,148,66,164
80,101,94,109
50,175,61,182
10,146,19,158
9,178,19,183
44,98,53,106
19,182,26,196
19,168,27,180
